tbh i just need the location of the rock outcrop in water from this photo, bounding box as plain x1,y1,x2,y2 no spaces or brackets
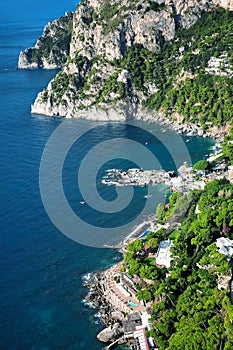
19,0,233,124
97,323,123,343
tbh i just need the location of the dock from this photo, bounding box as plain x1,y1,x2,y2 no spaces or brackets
102,168,173,187
105,337,125,349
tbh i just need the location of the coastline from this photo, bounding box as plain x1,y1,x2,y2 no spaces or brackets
82,129,229,349
135,109,225,142
31,100,225,143
82,216,155,348
4,2,233,348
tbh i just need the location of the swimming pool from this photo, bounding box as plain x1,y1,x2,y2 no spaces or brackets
127,301,139,307
139,229,151,238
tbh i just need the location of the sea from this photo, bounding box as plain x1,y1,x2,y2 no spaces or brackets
0,1,215,349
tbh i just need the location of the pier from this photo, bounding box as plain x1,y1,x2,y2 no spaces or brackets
102,168,174,187
105,337,125,349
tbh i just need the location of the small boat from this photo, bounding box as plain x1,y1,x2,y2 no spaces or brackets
186,139,190,143
80,201,86,205
144,195,152,199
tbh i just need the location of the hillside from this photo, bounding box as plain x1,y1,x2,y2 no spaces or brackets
123,179,233,349
18,0,233,131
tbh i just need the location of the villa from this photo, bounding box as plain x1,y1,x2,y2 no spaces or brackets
228,165,233,183
156,239,173,268
132,326,150,350
120,273,139,301
216,237,233,258
123,312,142,339
123,313,153,349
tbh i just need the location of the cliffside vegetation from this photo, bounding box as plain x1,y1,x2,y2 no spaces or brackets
24,0,233,128
123,180,233,349
144,8,233,128
59,8,233,127
18,12,73,68
223,128,233,164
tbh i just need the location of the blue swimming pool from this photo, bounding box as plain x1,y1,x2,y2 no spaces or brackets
139,229,151,238
127,301,139,307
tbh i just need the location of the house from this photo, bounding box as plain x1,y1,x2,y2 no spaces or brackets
228,165,233,183
156,239,173,268
132,326,150,350
123,313,155,349
120,273,138,300
218,275,231,290
216,237,233,258
123,312,142,338
195,204,201,214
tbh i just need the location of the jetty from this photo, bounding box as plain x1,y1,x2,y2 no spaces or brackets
105,337,125,349
102,168,174,187
102,161,231,195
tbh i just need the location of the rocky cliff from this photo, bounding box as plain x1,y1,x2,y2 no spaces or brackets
18,12,73,69
22,0,233,124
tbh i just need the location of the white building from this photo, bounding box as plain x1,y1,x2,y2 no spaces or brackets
216,237,233,258
156,239,173,268
218,275,231,291
134,326,150,350
228,165,233,184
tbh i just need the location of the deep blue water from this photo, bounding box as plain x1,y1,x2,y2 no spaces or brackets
0,1,215,349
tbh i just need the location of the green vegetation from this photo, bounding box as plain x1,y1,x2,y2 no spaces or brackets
37,6,233,130
48,55,91,103
193,159,209,171
89,8,233,128
98,0,126,35
81,6,98,26
144,1,166,13
74,8,233,127
97,0,165,34
156,191,194,223
41,88,49,102
123,180,233,349
99,0,120,21
143,8,233,127
26,13,73,66
222,128,233,164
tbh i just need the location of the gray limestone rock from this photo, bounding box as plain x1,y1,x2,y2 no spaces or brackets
18,0,233,126
18,12,73,69
111,311,125,321
97,323,123,343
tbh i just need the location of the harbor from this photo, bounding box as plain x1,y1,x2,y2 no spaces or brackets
102,164,205,194
102,168,175,187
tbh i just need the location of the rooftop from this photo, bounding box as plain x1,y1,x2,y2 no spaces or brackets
123,313,142,334
216,237,233,258
156,239,173,268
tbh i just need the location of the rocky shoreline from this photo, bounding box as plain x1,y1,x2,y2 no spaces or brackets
82,145,230,348
135,109,226,142
31,96,225,142
82,272,125,345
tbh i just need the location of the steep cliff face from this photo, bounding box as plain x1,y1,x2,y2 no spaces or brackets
27,0,233,122
18,12,73,69
70,0,233,60
70,0,176,60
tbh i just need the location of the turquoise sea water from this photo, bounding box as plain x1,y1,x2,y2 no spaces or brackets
0,1,215,349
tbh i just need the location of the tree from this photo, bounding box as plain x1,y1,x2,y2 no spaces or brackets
156,203,165,220
193,160,209,171
127,239,144,253
136,289,153,302
127,258,141,275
